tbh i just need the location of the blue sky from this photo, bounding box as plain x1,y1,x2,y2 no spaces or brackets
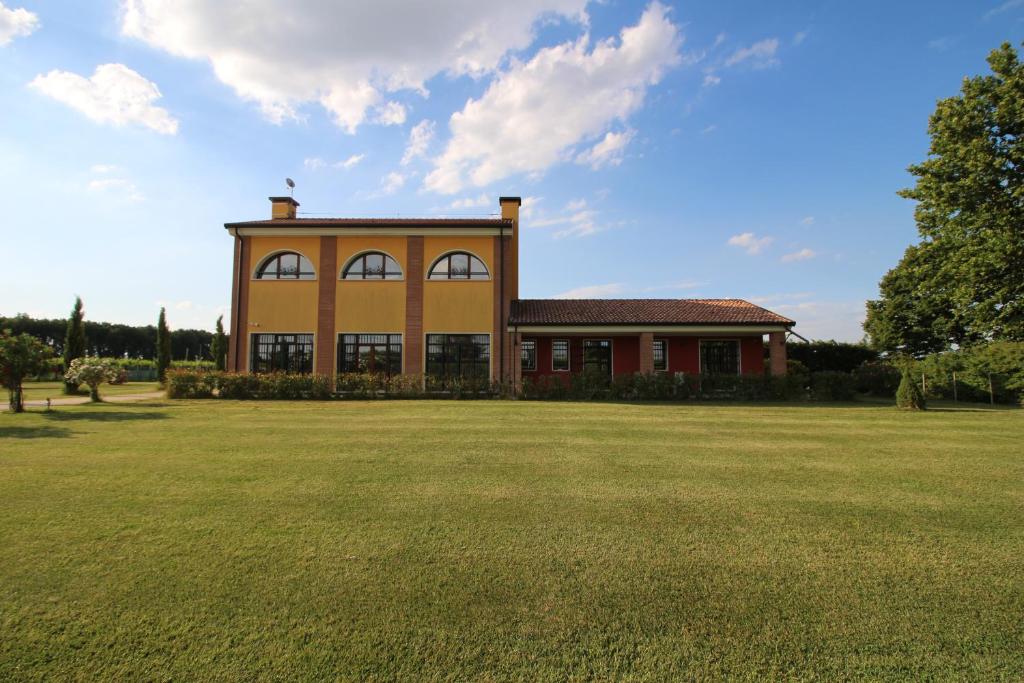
1,1,1021,340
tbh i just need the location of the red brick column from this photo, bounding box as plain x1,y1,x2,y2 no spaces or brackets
315,236,337,375
405,236,424,375
638,332,654,374
769,331,787,376
229,236,251,372
510,331,522,390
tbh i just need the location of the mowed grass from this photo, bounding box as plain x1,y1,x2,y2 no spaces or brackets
20,381,161,402
1,400,1022,680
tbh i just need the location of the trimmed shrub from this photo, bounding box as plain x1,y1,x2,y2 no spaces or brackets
895,369,927,410
166,369,218,399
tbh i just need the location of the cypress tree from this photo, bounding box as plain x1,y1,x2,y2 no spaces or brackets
62,296,86,394
211,315,227,371
156,307,172,384
895,368,927,410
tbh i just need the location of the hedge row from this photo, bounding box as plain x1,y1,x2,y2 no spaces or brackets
167,369,857,402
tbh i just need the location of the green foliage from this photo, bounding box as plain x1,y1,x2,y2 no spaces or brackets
62,297,86,394
866,42,1024,354
810,371,857,402
854,361,902,397
786,341,878,373
64,357,119,402
156,308,171,385
211,316,227,372
895,369,927,410
0,313,217,360
0,330,54,412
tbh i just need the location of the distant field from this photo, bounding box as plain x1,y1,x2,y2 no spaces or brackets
1,399,1021,679
20,381,161,402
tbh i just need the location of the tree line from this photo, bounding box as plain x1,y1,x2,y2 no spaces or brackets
0,312,223,360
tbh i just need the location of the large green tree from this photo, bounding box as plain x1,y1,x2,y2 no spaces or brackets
0,330,53,413
156,308,172,384
865,42,1024,354
62,297,86,394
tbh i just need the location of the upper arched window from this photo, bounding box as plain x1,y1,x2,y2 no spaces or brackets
342,252,403,280
428,251,489,280
256,252,316,280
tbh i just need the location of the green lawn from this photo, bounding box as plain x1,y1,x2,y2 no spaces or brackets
1,400,1021,680
19,380,161,402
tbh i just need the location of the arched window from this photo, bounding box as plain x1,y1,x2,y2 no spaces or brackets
427,251,489,280
255,252,315,280
342,252,403,280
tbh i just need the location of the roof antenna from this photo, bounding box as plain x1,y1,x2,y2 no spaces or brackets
285,177,295,197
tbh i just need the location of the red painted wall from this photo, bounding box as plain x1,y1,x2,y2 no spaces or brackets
521,334,765,379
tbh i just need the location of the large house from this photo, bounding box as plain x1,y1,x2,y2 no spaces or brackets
225,196,794,383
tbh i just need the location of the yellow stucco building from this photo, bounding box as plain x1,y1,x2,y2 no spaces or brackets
225,196,793,383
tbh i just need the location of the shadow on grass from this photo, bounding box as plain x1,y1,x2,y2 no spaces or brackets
42,409,170,423
0,424,73,439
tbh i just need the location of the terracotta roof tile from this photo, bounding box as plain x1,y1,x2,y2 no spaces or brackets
509,299,794,326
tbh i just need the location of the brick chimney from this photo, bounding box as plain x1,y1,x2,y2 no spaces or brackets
269,196,299,219
499,196,520,299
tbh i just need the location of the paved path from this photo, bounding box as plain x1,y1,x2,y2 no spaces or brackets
23,391,166,407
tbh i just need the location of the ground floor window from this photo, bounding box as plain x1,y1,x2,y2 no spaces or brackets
552,339,570,371
521,339,536,371
338,334,402,375
251,333,314,374
426,334,490,378
700,340,740,376
653,339,668,372
583,339,612,376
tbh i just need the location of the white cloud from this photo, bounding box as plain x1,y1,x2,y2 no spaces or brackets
120,0,589,133
29,63,179,134
531,198,602,238
575,129,635,170
553,283,624,298
702,73,721,87
174,300,193,311
375,101,407,126
335,154,364,170
984,0,1024,20
767,298,866,342
727,232,773,255
800,215,815,225
425,2,682,193
378,171,406,196
701,124,717,135
0,2,38,46
304,157,326,170
90,164,118,174
793,30,808,46
781,248,816,263
401,119,435,166
88,176,144,202
450,194,491,209
521,196,541,220
724,38,779,69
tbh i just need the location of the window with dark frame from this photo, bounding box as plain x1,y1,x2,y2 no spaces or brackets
255,252,316,280
583,339,612,376
341,252,403,280
427,252,489,280
552,339,570,371
653,339,667,372
426,334,490,378
250,334,314,373
520,339,536,371
338,334,402,375
700,340,740,376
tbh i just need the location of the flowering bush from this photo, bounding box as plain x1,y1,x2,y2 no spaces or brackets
64,357,120,402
